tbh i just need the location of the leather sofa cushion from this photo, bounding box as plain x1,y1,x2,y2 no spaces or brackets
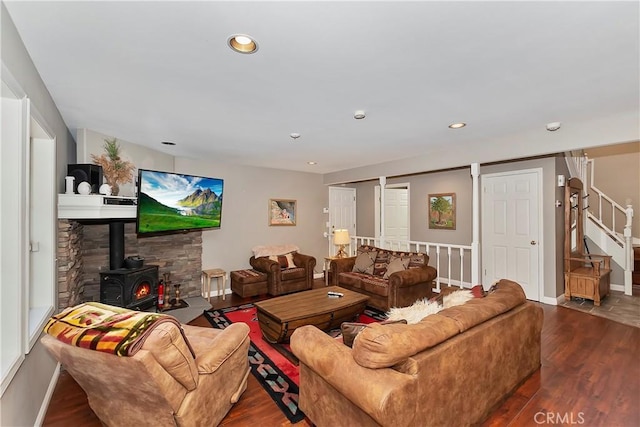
339,272,389,295
281,266,306,280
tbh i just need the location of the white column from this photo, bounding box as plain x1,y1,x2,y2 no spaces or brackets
624,203,634,295
379,176,386,247
471,163,481,286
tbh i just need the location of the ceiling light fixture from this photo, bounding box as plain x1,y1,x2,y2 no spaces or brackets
228,34,258,54
161,141,176,145
546,122,561,132
307,161,317,165
448,122,466,129
354,110,366,120
290,132,301,140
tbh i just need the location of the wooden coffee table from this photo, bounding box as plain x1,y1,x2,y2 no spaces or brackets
254,286,369,343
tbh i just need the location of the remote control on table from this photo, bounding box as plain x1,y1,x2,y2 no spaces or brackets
327,291,344,297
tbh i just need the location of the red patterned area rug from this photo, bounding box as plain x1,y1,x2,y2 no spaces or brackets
204,304,385,423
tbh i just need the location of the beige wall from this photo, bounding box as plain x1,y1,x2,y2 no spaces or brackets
352,169,473,246
586,141,640,235
1,3,75,426
176,157,329,278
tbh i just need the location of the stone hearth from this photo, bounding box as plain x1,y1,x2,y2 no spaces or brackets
57,219,202,310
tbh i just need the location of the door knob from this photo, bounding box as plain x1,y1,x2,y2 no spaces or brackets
530,241,537,245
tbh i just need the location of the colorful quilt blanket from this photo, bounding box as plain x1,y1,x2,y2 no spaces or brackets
44,302,191,357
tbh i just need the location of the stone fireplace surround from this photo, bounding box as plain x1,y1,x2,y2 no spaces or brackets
57,219,203,310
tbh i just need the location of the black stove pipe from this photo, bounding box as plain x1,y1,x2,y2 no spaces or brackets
109,221,125,270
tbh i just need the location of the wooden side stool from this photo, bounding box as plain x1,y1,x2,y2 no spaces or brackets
202,268,226,301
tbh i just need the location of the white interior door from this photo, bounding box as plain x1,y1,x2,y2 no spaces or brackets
328,187,356,256
375,185,409,244
482,169,542,301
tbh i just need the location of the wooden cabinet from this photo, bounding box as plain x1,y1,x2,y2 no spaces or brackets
564,178,611,306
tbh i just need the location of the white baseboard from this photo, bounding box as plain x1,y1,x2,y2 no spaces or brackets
540,293,565,306
313,272,324,279
35,363,60,427
610,283,624,292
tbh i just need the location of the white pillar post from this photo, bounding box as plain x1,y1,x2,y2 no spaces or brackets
624,203,634,295
379,176,386,248
471,163,481,286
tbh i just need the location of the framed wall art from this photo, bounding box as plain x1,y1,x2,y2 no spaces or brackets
269,199,296,226
428,193,456,230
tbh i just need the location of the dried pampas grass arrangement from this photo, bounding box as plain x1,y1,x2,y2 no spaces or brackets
91,137,135,196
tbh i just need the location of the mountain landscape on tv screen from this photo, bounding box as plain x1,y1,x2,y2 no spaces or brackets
138,187,222,234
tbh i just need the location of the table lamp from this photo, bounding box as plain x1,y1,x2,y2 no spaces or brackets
333,229,350,258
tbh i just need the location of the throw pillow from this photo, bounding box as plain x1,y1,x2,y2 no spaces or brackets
352,251,377,274
373,251,392,277
340,319,408,348
470,284,485,298
268,253,297,268
285,252,297,268
383,255,410,279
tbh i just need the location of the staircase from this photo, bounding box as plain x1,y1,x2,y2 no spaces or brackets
566,152,636,295
634,247,640,295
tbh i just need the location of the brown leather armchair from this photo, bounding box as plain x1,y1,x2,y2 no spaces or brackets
41,318,250,427
250,252,316,296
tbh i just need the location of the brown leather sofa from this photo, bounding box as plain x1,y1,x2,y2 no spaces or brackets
290,279,543,427
41,319,250,426
250,252,316,296
329,245,437,311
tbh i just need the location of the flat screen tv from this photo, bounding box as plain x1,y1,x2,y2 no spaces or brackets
136,169,223,236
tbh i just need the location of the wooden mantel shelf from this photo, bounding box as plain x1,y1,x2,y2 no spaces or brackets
58,194,137,220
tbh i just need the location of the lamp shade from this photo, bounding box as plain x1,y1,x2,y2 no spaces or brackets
333,229,350,245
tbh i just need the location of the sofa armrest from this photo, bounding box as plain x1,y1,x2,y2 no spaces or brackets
329,257,356,285
388,265,437,288
290,325,417,423
293,252,316,271
182,323,250,375
250,256,280,274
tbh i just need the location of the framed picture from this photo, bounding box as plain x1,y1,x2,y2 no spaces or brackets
269,199,297,226
428,193,456,230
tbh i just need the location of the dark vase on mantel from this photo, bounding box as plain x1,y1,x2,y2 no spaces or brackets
110,182,119,196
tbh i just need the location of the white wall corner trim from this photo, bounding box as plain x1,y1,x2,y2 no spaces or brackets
34,363,60,426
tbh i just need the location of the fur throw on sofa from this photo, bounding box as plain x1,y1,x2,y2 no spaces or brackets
252,244,300,258
386,289,474,324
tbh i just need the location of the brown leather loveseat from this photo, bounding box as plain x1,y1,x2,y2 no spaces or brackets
291,279,543,427
329,245,437,311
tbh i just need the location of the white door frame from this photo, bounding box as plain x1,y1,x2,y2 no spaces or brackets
481,168,544,301
328,186,356,256
374,182,410,243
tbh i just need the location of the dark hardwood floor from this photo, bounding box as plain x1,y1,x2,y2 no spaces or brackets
43,280,640,426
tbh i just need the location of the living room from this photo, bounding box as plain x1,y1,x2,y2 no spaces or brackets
1,1,639,426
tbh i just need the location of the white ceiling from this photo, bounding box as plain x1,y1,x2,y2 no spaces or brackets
4,1,639,175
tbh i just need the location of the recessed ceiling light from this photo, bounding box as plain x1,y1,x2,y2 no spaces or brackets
228,34,258,54
161,141,176,145
448,122,466,129
307,161,317,165
354,110,366,120
546,122,561,131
